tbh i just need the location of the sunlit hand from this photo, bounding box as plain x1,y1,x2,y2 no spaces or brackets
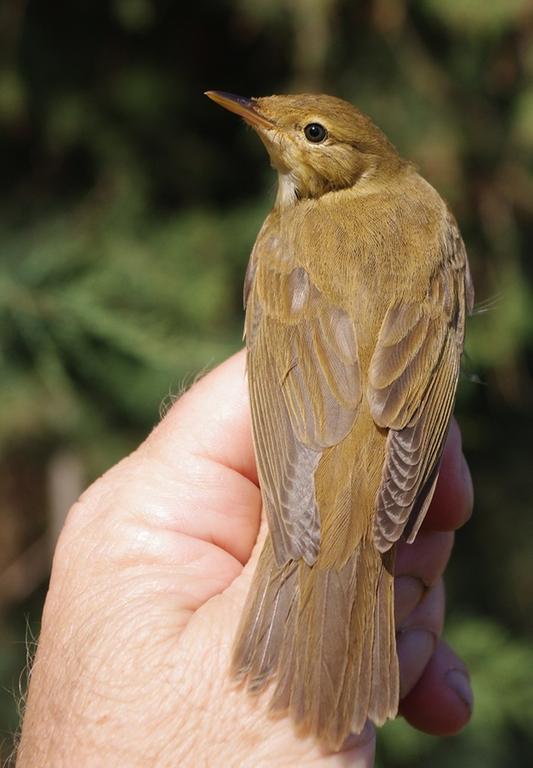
17,350,473,767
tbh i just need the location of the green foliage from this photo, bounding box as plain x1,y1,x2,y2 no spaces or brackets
113,0,155,32
0,197,267,470
0,69,25,122
0,0,532,764
467,266,533,368
514,87,533,150
419,0,531,35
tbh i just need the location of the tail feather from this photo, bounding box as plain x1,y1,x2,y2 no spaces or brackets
368,550,399,725
288,559,354,738
231,539,298,693
231,536,399,750
338,543,373,736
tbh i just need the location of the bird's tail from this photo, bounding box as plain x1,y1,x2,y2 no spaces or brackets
231,536,399,750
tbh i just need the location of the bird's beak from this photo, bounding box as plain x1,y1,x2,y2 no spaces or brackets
204,91,273,130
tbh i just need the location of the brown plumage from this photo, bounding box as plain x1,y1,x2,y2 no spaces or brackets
206,91,474,750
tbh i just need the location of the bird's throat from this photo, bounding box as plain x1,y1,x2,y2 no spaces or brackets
276,172,300,208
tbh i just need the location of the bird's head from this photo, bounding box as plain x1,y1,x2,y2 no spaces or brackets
205,91,403,206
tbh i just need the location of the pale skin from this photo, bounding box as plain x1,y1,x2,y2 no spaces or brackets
16,350,473,768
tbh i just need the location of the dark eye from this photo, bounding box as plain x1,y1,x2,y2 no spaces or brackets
304,122,328,143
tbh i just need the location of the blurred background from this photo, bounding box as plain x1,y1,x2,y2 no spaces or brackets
0,0,532,764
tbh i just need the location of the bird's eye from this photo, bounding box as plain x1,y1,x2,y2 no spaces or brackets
304,123,328,143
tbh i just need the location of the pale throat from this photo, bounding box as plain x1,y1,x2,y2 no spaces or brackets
275,171,300,208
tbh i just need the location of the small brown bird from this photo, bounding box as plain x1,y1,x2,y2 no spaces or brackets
205,91,473,750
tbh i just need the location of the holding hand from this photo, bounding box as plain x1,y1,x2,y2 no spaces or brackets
17,351,473,767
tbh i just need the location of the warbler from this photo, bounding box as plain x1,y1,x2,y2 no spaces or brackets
205,90,473,750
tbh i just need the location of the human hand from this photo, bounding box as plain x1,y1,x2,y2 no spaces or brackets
16,350,473,767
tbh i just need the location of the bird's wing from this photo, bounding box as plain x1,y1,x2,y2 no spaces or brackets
245,232,362,568
368,216,474,552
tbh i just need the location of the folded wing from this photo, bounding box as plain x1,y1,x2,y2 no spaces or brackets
245,232,361,567
368,216,474,552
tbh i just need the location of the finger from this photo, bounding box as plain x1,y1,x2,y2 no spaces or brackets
397,580,445,698
395,531,454,586
394,531,453,625
422,418,474,532
400,640,473,735
394,577,425,628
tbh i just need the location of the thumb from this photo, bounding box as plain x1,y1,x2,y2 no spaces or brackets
57,349,263,626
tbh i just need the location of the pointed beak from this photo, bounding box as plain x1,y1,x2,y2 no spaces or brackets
204,91,273,130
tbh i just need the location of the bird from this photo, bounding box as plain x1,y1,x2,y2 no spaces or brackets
205,90,474,751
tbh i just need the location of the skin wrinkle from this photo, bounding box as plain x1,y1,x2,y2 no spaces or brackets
76,453,257,573
31,657,138,764
64,597,171,682
46,594,194,765
171,615,278,765
171,455,261,563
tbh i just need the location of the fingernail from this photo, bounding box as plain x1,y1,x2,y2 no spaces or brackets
445,668,474,714
395,576,425,626
397,629,437,698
